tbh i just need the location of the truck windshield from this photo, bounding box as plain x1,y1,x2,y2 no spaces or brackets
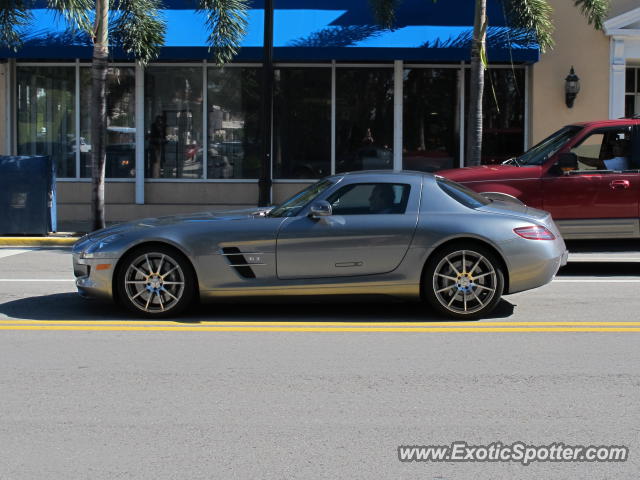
268,179,335,217
517,125,583,166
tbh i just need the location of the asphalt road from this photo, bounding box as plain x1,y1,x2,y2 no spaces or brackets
1,246,639,479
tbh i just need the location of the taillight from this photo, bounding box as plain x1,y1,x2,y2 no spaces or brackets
513,225,555,240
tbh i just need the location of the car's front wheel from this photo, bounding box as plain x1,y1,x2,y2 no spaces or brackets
116,246,196,317
423,244,504,319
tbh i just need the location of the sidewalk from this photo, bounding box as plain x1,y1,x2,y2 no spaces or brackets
0,233,80,247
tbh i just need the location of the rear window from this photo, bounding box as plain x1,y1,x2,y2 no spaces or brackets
436,177,491,209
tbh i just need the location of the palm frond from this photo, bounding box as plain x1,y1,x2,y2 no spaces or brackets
288,25,384,48
110,0,165,64
420,27,537,49
573,0,609,30
501,0,554,52
368,0,400,29
47,0,94,34
197,0,248,65
0,0,31,50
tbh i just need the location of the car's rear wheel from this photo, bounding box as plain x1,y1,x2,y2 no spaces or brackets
423,244,504,319
117,246,195,317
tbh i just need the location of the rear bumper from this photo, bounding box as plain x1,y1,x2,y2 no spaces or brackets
502,237,567,295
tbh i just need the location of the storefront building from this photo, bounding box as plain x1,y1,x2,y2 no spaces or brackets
3,0,628,225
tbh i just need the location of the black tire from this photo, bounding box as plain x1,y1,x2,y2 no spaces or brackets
422,243,505,320
116,245,196,318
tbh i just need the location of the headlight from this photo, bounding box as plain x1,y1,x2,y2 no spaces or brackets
81,233,124,258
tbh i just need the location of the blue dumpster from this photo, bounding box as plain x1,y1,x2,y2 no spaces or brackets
0,155,57,234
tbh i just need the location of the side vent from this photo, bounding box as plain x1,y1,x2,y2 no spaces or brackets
221,247,256,279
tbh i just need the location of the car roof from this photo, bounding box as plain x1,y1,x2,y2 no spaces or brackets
336,170,431,179
569,119,640,127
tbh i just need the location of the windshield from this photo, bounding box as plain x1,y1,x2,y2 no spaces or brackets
268,179,335,218
517,125,583,166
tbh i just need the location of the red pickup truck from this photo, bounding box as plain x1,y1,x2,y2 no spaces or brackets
439,119,640,239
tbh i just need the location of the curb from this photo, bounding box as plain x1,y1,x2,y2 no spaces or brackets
0,237,80,247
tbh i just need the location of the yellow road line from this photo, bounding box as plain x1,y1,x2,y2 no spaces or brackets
1,325,640,332
2,320,640,327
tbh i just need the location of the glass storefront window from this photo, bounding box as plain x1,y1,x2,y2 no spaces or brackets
274,68,331,179
145,67,203,179
626,67,636,94
80,67,136,178
335,68,394,173
207,67,262,179
625,67,640,118
403,68,459,172
17,67,76,177
15,63,529,183
465,68,526,165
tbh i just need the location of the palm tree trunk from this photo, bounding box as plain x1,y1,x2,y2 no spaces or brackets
91,0,108,230
466,0,486,167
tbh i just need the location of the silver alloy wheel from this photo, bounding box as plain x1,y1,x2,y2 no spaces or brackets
123,252,185,313
432,249,497,315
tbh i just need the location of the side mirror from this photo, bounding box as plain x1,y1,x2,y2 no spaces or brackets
308,201,332,219
557,152,578,173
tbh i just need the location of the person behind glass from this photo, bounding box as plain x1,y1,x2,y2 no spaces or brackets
369,184,395,214
362,128,375,145
602,140,630,171
149,115,166,178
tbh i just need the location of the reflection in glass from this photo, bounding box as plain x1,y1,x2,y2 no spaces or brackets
335,68,394,173
465,69,525,165
207,67,262,179
268,179,334,217
625,95,637,118
80,67,136,178
274,68,331,179
17,67,76,177
145,67,203,179
403,68,458,172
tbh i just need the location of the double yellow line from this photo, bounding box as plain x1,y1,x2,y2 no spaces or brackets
1,320,639,332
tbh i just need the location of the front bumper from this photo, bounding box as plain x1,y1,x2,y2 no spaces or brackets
72,252,116,301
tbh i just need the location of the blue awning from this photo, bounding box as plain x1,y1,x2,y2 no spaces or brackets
2,0,539,63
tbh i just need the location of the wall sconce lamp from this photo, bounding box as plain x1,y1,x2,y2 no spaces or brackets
565,66,580,108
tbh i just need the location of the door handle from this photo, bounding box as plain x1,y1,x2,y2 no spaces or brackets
609,179,630,190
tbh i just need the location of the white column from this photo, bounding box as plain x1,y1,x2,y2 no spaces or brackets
5,58,16,155
202,60,208,180
135,62,145,204
393,60,403,171
524,65,531,150
75,59,80,178
610,37,626,120
331,60,336,175
458,62,465,168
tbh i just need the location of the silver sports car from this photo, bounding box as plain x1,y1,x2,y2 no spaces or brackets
72,171,568,319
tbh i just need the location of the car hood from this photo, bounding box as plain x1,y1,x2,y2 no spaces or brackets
85,207,272,240
438,165,542,183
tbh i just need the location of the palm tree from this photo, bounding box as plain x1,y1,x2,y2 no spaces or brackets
0,0,249,230
370,0,609,166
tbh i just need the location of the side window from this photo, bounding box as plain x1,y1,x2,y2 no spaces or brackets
571,133,604,170
570,129,632,171
326,183,410,215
